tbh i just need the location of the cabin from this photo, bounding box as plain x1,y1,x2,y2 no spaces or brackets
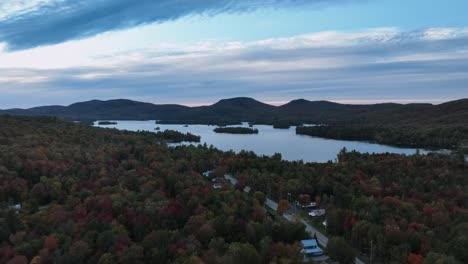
301,239,324,258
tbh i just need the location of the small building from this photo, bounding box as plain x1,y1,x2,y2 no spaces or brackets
212,177,227,189
296,194,318,210
301,239,324,258
308,209,326,217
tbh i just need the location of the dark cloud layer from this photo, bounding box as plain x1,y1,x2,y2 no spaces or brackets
0,0,358,50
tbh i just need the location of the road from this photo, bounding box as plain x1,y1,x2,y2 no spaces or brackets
225,174,366,264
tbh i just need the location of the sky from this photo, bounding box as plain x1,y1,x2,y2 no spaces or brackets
0,0,467,108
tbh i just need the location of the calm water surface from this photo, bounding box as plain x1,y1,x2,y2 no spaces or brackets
95,121,426,163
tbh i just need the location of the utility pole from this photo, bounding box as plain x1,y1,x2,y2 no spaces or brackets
370,240,373,264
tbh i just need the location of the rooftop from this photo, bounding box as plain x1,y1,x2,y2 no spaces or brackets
301,239,323,255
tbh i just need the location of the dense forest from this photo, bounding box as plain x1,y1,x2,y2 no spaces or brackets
2,97,467,149
213,127,259,134
225,150,467,263
0,116,308,264
0,115,467,264
296,125,468,149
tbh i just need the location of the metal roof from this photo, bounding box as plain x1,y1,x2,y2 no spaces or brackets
301,239,323,254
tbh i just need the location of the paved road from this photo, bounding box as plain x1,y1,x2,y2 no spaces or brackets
265,198,329,246
224,174,365,264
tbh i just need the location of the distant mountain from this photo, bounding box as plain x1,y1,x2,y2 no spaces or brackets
0,99,190,121
191,97,277,123
1,97,467,125
2,97,467,148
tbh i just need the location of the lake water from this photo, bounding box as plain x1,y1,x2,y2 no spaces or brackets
95,120,427,163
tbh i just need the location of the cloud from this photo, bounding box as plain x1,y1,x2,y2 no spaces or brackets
0,27,467,108
0,1,56,19
0,0,361,50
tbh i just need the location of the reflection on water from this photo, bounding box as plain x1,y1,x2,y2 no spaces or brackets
95,121,426,163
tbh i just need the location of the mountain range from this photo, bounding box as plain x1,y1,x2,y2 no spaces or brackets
2,97,467,126
2,97,467,148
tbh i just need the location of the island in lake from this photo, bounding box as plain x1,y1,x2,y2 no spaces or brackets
97,121,117,125
155,129,201,142
214,127,259,134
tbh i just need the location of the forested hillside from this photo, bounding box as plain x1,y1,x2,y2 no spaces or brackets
295,99,468,148
226,150,468,263
0,116,308,264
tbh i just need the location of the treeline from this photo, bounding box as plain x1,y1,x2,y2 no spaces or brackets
296,125,468,149
225,149,468,264
213,127,259,134
0,116,309,264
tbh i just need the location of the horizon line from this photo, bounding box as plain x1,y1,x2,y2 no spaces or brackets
2,97,465,110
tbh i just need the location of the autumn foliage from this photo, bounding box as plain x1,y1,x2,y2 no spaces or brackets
0,116,308,263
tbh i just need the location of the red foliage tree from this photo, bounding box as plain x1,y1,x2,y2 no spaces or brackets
44,236,58,250
407,253,424,264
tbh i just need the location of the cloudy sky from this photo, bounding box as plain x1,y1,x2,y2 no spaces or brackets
0,0,467,108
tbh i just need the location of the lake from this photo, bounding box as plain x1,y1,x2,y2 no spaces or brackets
95,120,427,163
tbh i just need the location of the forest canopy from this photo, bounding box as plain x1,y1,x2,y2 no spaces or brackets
0,115,466,263
0,115,306,263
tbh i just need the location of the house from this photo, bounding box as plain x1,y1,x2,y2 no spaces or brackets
212,177,227,189
296,194,317,209
308,209,326,217
301,239,324,258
